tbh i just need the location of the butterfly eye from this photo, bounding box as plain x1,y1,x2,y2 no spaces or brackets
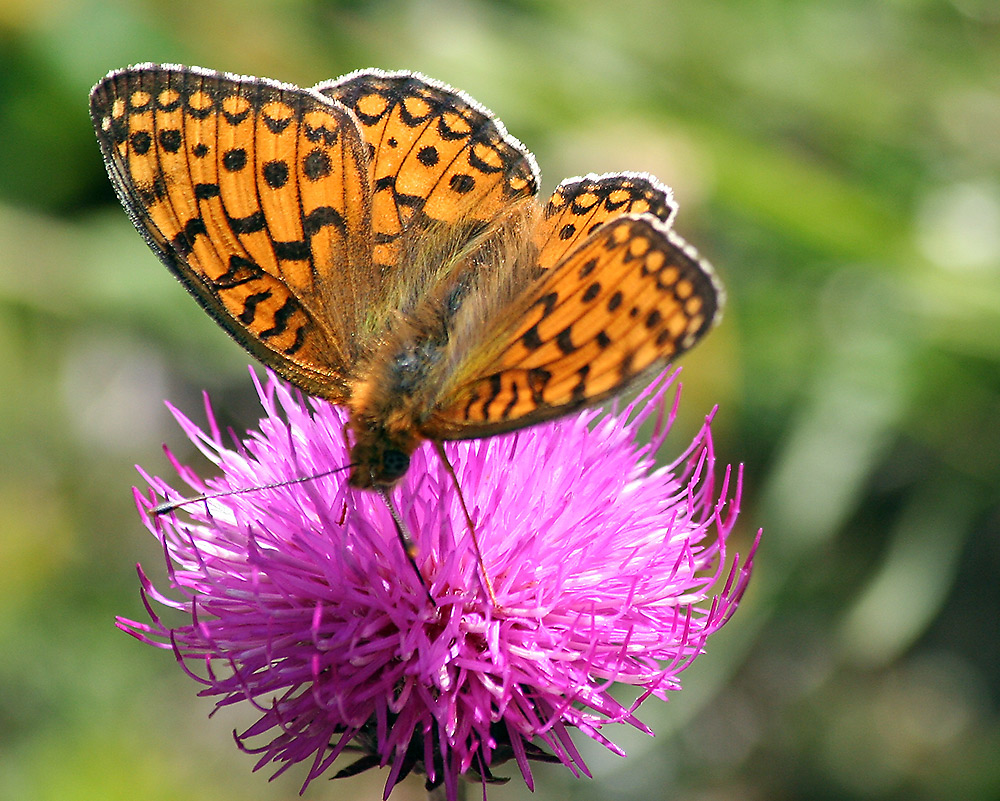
380,449,411,484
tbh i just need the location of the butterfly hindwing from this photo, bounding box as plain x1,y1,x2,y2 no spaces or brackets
424,213,721,438
534,172,677,271
90,64,375,401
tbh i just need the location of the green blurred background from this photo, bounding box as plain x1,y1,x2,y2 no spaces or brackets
2,1,998,799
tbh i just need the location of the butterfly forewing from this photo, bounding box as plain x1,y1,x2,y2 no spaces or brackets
314,71,539,278
91,65,375,401
425,214,720,437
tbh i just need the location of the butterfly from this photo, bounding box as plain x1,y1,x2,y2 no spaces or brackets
90,64,722,492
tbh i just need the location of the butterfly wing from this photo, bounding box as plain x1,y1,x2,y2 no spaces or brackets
313,70,539,286
90,64,374,401
423,212,722,439
533,172,678,270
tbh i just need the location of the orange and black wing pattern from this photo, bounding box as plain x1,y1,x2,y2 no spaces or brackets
426,210,721,438
533,172,677,271
90,64,374,401
315,70,539,278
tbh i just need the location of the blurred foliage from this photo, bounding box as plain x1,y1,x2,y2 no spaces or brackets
1,1,998,800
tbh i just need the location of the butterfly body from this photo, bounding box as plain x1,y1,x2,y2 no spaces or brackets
91,65,722,489
346,200,542,486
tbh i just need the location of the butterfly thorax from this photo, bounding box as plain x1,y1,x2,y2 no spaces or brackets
346,334,448,488
346,205,543,488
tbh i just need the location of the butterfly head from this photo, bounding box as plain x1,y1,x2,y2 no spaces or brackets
347,417,421,489
348,446,411,488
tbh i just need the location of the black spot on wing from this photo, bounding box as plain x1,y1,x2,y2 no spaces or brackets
449,173,475,194
527,368,551,402
227,209,266,234
522,324,542,350
303,148,331,179
194,182,221,200
260,295,298,338
130,130,151,154
239,290,271,324
303,206,346,236
171,217,207,256
417,145,439,166
582,282,601,303
274,240,311,260
556,327,576,354
214,255,262,288
158,129,182,153
222,147,247,172
262,160,289,188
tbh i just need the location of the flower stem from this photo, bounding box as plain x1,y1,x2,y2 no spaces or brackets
428,781,467,801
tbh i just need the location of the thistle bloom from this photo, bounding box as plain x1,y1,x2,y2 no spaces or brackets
121,368,757,800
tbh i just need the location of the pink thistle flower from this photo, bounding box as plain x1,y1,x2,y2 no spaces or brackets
120,367,758,800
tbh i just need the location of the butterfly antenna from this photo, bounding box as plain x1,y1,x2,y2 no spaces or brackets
432,440,498,607
375,486,436,607
152,466,353,516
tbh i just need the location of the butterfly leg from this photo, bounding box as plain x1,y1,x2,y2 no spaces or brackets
432,441,498,607
374,485,436,607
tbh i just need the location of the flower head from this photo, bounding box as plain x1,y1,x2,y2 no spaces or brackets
121,368,757,800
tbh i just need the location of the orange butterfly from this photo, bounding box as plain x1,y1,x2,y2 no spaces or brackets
90,64,722,491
